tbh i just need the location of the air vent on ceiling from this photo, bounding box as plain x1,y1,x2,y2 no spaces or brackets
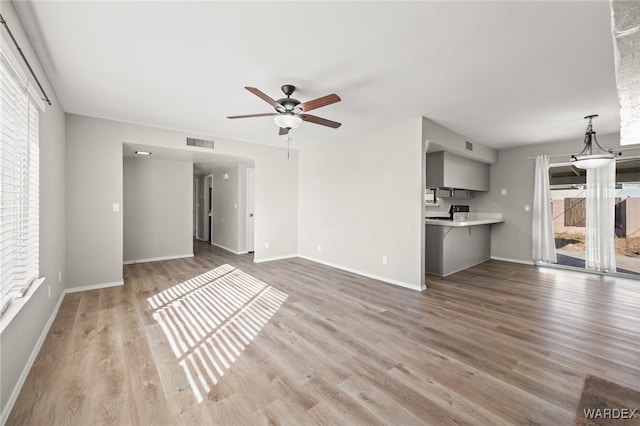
465,141,473,151
186,137,215,149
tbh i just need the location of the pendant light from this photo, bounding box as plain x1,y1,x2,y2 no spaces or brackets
570,115,616,169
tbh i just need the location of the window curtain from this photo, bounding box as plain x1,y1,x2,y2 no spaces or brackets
532,154,557,263
585,160,616,272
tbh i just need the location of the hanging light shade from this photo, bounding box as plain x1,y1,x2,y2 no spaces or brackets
570,115,616,169
274,112,302,130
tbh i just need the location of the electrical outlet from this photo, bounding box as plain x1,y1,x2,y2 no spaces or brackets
525,205,531,212
112,203,120,212
47,285,51,299
265,241,270,249
317,244,322,252
382,256,387,265
58,270,62,283
501,188,507,195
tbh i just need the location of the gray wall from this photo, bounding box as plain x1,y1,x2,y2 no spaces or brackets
0,1,67,418
236,164,252,253
298,117,425,290
211,166,240,253
66,115,124,288
123,157,193,263
423,117,498,164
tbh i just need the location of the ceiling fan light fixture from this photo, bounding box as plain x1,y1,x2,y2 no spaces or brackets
274,112,302,129
569,115,616,169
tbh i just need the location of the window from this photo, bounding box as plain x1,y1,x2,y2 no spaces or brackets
0,49,41,318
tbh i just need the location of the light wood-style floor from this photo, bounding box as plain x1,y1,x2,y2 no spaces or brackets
8,241,640,425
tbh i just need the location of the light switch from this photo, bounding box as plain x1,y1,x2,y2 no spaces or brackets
501,188,507,195
112,203,120,212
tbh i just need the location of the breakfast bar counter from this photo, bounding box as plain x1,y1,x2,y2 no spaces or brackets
425,213,503,276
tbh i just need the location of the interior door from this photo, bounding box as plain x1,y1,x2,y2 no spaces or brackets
247,168,255,252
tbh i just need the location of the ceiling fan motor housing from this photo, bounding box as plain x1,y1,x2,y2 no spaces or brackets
277,84,300,111
281,84,296,96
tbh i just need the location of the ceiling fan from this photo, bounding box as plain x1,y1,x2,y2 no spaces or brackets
227,84,341,135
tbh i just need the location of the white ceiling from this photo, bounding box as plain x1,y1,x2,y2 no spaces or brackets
15,1,620,150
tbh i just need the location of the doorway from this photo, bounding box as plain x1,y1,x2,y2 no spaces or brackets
204,174,213,244
549,159,640,276
193,178,199,238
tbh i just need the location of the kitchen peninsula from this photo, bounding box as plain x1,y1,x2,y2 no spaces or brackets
425,213,503,276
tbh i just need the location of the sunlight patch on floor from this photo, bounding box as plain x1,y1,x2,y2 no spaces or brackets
147,264,288,403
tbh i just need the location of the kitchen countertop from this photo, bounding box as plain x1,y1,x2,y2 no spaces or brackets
425,213,504,227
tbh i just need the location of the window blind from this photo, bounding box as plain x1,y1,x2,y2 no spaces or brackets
0,50,40,317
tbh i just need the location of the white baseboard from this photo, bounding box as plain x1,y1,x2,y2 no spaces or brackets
65,280,124,294
123,253,194,265
297,255,422,291
253,254,297,263
1,290,65,425
211,242,243,255
490,256,535,265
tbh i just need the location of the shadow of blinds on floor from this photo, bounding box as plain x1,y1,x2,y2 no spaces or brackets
146,264,288,403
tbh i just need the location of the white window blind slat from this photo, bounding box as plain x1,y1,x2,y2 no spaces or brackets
0,48,40,316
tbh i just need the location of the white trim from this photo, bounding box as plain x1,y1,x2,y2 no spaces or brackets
0,277,46,334
253,254,298,263
490,256,535,265
65,280,124,294
0,289,65,425
297,255,422,291
123,253,194,265
211,242,243,255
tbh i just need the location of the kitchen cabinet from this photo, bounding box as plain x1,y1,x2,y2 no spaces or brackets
426,151,490,191
436,189,473,199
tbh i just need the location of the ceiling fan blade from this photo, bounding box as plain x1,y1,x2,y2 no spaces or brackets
227,113,278,119
279,127,289,136
299,94,341,112
245,87,281,108
301,114,342,128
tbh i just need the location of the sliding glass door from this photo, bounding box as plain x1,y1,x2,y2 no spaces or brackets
549,159,640,277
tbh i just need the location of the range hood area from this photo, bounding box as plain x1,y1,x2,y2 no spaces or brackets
425,151,490,193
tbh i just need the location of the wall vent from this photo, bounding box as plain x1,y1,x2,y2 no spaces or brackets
187,137,215,149
465,141,473,151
